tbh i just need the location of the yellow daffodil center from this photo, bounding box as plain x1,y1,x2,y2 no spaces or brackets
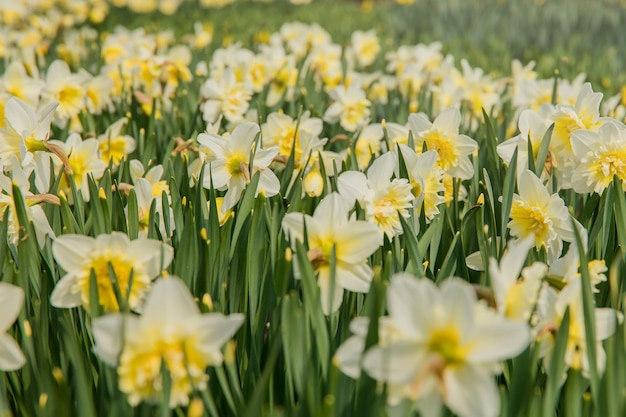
99,136,129,165
427,327,466,365
509,202,549,245
68,151,90,184
344,99,370,129
552,115,582,154
226,153,247,176
278,125,300,159
504,281,532,321
308,236,337,270
531,93,553,112
370,183,412,236
24,133,47,152
56,85,84,112
118,334,210,407
422,172,445,220
420,129,458,171
590,149,626,186
152,181,170,197
79,253,150,312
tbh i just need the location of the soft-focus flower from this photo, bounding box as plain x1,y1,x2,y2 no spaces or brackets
549,226,607,292
98,117,136,167
508,170,575,263
570,122,626,194
0,157,56,247
353,123,384,170
0,96,58,169
198,122,280,212
200,68,252,124
0,61,45,108
261,111,323,165
395,145,445,221
129,161,174,238
50,232,174,312
41,60,89,129
488,235,547,321
51,133,107,201
358,274,529,417
92,276,244,407
323,83,371,132
549,82,612,188
350,30,380,68
536,278,616,378
497,107,552,180
337,152,413,239
282,192,383,314
409,107,477,179
0,283,26,371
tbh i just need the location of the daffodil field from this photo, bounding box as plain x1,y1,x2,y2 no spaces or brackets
2,0,626,416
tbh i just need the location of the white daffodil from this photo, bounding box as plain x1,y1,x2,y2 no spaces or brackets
261,110,323,164
359,274,529,417
549,226,607,292
0,96,58,169
198,122,280,212
51,133,107,202
353,123,384,170
549,82,612,189
98,117,136,168
337,152,413,239
0,61,45,108
323,83,371,132
129,162,174,238
50,232,174,312
508,170,575,263
488,235,547,322
282,192,383,314
0,157,56,247
497,108,552,180
536,277,617,378
200,68,252,124
395,144,445,222
409,107,477,180
92,276,244,407
0,283,26,371
570,122,626,194
350,30,381,68
41,60,89,130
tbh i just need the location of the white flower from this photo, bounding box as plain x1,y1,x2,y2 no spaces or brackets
98,117,136,167
0,157,55,247
488,235,547,321
570,122,626,194
51,232,174,312
409,107,477,180
51,133,107,202
41,60,89,129
350,30,380,68
200,68,252,124
261,110,323,165
395,145,445,222
282,192,383,314
359,274,530,417
508,170,575,263
323,83,371,132
0,283,26,371
337,152,413,239
536,278,617,378
0,96,58,169
497,108,552,180
198,122,280,212
92,276,244,407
